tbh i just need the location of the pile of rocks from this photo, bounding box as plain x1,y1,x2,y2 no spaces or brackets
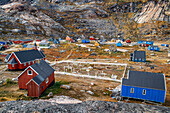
0,99,169,112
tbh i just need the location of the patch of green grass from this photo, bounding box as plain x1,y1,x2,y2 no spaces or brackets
40,81,69,98
16,94,36,101
5,78,16,84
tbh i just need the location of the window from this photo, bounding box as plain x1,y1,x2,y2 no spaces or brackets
46,78,49,84
24,63,26,66
27,70,32,75
143,89,146,95
28,61,30,65
130,88,134,93
33,61,35,63
12,64,14,67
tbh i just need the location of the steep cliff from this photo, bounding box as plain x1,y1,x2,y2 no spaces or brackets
134,0,169,23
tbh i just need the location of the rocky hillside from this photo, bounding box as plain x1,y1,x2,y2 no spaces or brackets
0,100,170,112
134,0,169,23
0,0,169,40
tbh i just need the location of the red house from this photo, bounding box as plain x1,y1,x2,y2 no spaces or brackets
5,50,45,70
90,36,95,40
126,39,131,43
17,60,55,97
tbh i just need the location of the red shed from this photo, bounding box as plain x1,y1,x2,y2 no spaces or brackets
126,39,131,43
90,36,95,40
17,60,55,97
5,49,45,70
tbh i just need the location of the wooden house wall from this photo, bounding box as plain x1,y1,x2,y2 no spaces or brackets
121,85,165,103
27,81,40,97
18,67,37,89
39,73,55,94
7,53,45,70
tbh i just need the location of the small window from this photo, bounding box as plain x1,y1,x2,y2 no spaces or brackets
12,64,14,67
29,61,30,65
27,70,32,75
24,63,26,66
143,89,146,95
42,86,44,89
130,88,134,93
46,78,49,84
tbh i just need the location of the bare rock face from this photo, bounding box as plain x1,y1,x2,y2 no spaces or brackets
133,1,169,23
0,100,170,113
0,1,65,37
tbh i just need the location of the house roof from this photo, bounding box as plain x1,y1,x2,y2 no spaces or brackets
32,74,44,85
8,57,18,64
133,51,146,59
150,45,159,47
10,50,45,63
122,70,165,90
30,60,55,85
5,53,11,61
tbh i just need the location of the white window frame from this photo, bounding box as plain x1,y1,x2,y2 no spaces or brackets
24,63,26,66
27,70,33,75
143,89,146,95
130,88,134,93
46,78,49,84
12,64,14,67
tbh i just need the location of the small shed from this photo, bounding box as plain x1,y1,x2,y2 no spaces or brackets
121,70,166,103
137,41,143,44
148,45,159,51
53,39,60,44
161,44,169,47
146,41,153,45
90,36,95,40
0,41,6,45
82,39,90,43
126,39,131,43
66,36,71,41
116,42,122,47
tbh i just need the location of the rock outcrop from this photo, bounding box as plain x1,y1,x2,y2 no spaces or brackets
133,1,169,23
0,2,66,37
0,99,169,113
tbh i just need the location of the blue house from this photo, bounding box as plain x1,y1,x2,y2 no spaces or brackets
82,39,90,43
137,41,143,44
161,44,169,47
116,42,122,47
121,70,166,103
145,41,153,45
129,51,146,62
137,41,153,45
53,39,60,44
148,45,160,51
